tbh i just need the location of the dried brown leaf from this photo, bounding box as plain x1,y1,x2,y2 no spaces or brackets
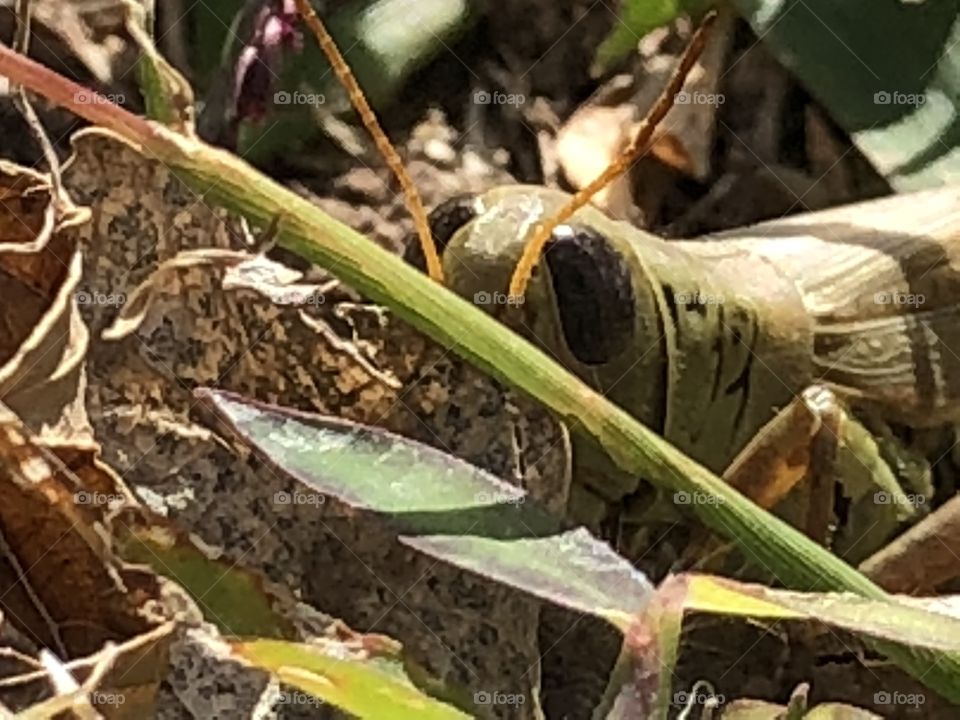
0,160,91,444
0,406,160,656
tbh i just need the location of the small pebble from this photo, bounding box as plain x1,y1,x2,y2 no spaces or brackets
423,138,456,165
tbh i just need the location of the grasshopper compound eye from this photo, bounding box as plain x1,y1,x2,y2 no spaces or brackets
544,225,636,365
403,194,479,271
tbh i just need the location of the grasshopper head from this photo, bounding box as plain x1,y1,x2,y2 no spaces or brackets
408,185,642,369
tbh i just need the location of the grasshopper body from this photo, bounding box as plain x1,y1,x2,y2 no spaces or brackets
434,185,960,536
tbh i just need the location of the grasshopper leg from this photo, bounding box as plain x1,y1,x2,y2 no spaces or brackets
682,385,927,571
723,385,843,546
598,387,845,566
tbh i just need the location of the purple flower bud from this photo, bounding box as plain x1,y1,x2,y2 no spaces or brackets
232,0,303,123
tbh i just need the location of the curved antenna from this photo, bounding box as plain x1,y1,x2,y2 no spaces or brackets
293,0,444,283
508,11,717,300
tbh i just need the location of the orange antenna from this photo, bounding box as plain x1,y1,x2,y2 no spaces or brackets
292,0,444,283
508,11,717,299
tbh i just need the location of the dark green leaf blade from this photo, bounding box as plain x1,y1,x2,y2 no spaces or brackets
733,0,960,190
196,388,653,624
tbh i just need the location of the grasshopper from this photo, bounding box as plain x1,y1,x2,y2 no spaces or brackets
301,5,956,570
411,183,960,566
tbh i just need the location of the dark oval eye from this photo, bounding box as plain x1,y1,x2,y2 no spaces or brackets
544,225,636,365
403,194,478,270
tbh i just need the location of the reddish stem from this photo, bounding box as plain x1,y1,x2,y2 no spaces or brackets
0,42,161,148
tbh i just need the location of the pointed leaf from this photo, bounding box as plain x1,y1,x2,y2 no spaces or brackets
196,388,653,624
233,639,469,720
115,514,295,639
684,575,960,652
612,575,960,717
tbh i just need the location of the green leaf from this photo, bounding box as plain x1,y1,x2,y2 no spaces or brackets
611,574,960,717
115,515,295,639
592,0,715,76
683,575,960,652
195,388,653,626
733,0,960,190
233,639,469,720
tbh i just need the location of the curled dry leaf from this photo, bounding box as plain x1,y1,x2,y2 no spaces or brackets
103,248,343,343
3,0,118,84
0,160,92,443
101,249,253,341
0,407,172,717
555,102,638,218
0,161,58,255
719,681,882,719
860,495,960,594
11,622,175,720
